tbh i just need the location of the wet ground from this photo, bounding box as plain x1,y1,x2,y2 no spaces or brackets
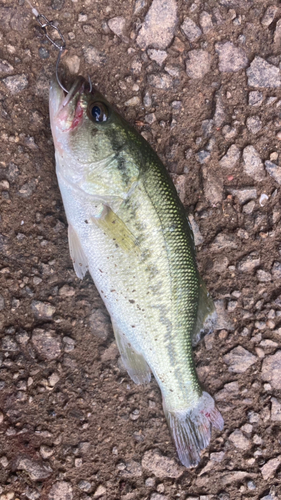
1,0,281,499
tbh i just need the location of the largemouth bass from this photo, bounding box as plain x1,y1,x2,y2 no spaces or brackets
49,76,223,467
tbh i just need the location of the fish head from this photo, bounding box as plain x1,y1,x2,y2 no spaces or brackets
49,76,127,166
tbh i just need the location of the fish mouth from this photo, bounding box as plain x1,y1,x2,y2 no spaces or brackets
50,76,93,132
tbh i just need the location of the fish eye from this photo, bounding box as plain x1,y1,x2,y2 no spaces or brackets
88,102,108,123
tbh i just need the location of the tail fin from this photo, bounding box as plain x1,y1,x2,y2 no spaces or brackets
164,391,223,468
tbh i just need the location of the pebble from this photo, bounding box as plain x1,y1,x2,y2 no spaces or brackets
136,0,177,50
199,11,214,34
265,160,281,185
78,480,92,492
259,193,268,206
125,96,141,107
242,145,264,181
228,187,257,204
108,17,126,37
215,42,248,73
261,351,281,389
224,346,257,373
261,5,278,27
213,300,234,331
185,50,212,79
181,17,202,42
32,329,61,361
243,200,255,214
256,269,271,282
147,49,167,65
261,457,281,480
17,457,52,481
147,73,173,90
119,460,142,478
142,450,183,478
59,285,75,297
40,445,54,459
38,47,50,59
219,144,240,168
246,56,281,88
88,309,111,341
221,471,251,486
248,90,264,106
214,92,226,127
83,46,106,66
246,116,262,134
51,0,64,9
64,55,80,74
196,150,210,164
31,301,55,319
228,429,251,450
0,59,14,73
271,397,281,421
134,0,148,15
274,19,281,45
93,485,106,498
48,481,73,500
237,252,260,272
203,172,222,205
210,233,238,251
272,262,281,280
150,494,168,500
2,74,28,94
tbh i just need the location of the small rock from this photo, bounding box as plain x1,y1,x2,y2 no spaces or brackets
228,187,257,204
261,351,281,389
147,49,167,65
136,0,177,50
59,285,75,297
134,0,148,15
185,50,212,79
51,0,64,9
210,233,238,251
188,215,204,246
2,74,28,94
48,481,73,500
246,116,262,134
247,56,281,88
17,457,52,481
237,252,260,272
150,494,168,500
64,55,80,74
261,5,278,27
199,11,214,33
228,429,251,450
219,144,240,168
213,91,226,127
0,59,14,73
248,90,264,106
203,171,223,205
0,295,4,311
2,335,18,352
274,19,281,45
120,460,142,478
93,485,106,498
101,342,118,362
40,445,54,459
108,17,126,37
124,96,141,107
224,346,257,373
142,450,183,478
89,309,111,341
83,46,106,66
243,145,264,181
215,41,248,73
243,200,255,214
181,17,202,42
271,397,281,422
261,457,281,480
259,193,268,206
32,329,61,361
256,269,271,282
147,73,173,90
31,301,55,319
272,262,281,280
265,160,281,185
214,300,235,331
196,150,210,164
78,480,92,492
221,471,251,485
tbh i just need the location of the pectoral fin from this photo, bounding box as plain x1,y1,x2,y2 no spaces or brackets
68,224,89,279
192,277,217,347
112,321,151,385
91,206,138,252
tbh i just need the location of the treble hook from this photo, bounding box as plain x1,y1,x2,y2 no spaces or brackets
26,0,69,93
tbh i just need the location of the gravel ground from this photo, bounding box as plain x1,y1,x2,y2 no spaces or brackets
1,0,281,499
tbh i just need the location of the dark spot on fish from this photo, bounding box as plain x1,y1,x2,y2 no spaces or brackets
131,325,135,328
129,299,135,304
99,269,103,273
85,219,88,224
111,289,116,292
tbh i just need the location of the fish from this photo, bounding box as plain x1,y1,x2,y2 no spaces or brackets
49,76,223,468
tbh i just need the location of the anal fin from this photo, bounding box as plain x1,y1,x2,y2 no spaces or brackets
192,277,217,347
68,224,89,279
112,321,151,385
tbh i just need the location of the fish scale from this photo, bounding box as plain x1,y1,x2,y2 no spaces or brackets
50,76,223,467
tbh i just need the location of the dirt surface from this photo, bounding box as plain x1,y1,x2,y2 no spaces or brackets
1,0,281,499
